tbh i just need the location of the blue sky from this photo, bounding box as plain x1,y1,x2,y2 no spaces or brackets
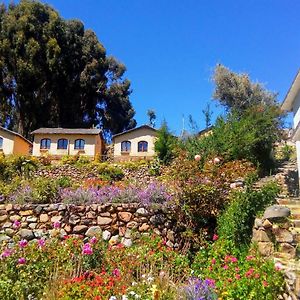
3,0,300,133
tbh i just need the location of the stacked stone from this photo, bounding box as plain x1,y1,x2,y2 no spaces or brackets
253,205,300,300
0,203,179,248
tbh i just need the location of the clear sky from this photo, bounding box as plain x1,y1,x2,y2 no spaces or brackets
3,0,300,134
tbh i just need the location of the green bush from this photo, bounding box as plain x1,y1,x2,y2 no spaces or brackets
185,105,282,171
96,162,124,181
217,180,279,248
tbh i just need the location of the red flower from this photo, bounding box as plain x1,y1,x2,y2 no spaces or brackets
212,234,218,241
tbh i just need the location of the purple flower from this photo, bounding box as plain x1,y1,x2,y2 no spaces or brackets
18,257,26,265
37,238,46,248
13,220,21,229
19,239,28,248
182,278,217,300
112,268,121,277
82,243,93,255
0,248,13,260
90,236,97,244
53,221,61,229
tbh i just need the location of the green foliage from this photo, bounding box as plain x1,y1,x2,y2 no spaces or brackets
147,109,156,127
96,162,124,181
217,181,279,248
185,105,282,171
154,121,177,165
192,240,285,299
0,0,136,137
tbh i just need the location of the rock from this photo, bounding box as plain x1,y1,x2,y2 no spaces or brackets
254,218,263,228
86,211,96,219
39,214,49,223
34,205,44,214
279,243,296,258
257,242,274,256
118,212,132,223
73,225,88,234
136,208,148,216
97,216,112,226
166,240,174,248
0,235,10,242
26,216,37,223
85,226,102,237
34,229,45,238
100,212,111,217
9,215,21,222
51,216,62,223
264,205,290,220
119,226,126,236
262,219,273,228
139,223,150,232
167,230,175,242
275,229,294,243
29,223,37,229
252,229,271,242
102,230,111,241
121,237,132,247
124,229,132,239
5,204,13,211
0,215,8,222
18,229,34,240
20,210,33,216
5,228,14,237
64,224,72,233
127,221,138,229
69,215,81,225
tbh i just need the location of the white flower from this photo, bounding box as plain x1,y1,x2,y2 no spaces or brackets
129,291,136,296
141,274,146,278
109,297,117,300
131,281,137,286
194,154,201,161
213,157,221,164
122,296,128,300
147,276,154,282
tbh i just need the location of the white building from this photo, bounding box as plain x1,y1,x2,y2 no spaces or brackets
281,69,300,180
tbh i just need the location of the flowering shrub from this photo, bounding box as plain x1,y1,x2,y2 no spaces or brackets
192,241,285,299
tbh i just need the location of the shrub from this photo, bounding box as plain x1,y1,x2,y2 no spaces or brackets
217,180,279,248
95,162,124,181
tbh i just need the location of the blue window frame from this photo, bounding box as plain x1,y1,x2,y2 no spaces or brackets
74,139,85,150
121,141,131,152
0,137,3,149
57,138,68,150
138,141,148,152
40,138,51,149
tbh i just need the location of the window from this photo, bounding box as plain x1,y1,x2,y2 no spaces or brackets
57,138,68,150
138,141,148,152
121,141,131,152
0,137,3,149
74,139,85,150
40,138,51,149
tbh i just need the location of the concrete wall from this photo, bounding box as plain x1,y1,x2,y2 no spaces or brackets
32,134,101,157
0,129,31,155
114,128,157,160
292,90,300,129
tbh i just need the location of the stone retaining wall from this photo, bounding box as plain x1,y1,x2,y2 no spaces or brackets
0,203,179,248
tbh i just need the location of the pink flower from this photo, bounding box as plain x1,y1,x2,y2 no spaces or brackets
275,262,283,271
223,265,229,270
18,257,26,265
254,273,260,279
37,239,46,248
194,154,201,161
212,234,218,241
263,280,268,287
245,268,255,278
231,257,238,263
82,243,93,255
205,278,215,287
0,248,13,259
53,221,61,229
235,274,241,280
246,255,254,261
19,239,28,248
211,258,216,265
90,236,97,244
112,268,121,277
13,220,21,229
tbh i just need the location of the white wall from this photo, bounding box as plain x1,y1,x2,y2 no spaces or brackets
0,129,15,155
114,128,157,159
293,90,300,129
32,134,97,157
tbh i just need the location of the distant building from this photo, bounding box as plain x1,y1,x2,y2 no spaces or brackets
112,125,157,161
281,69,300,180
0,127,32,155
31,128,104,158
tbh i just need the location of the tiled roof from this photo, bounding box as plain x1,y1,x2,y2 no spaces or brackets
31,128,101,135
112,125,157,138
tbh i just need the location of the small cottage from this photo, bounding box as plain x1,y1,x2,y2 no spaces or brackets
281,69,300,182
0,126,32,155
112,125,157,161
31,128,104,159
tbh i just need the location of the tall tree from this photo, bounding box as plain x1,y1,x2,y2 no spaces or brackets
147,109,156,127
213,64,277,113
0,0,136,138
